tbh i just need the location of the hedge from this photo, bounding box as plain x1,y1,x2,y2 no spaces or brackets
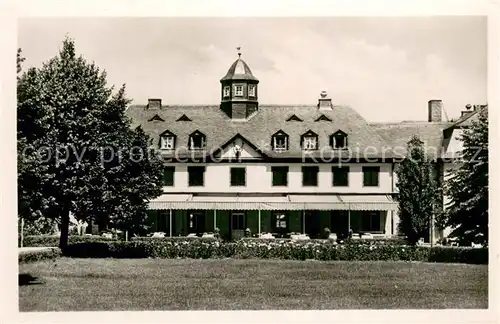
19,248,62,264
61,239,488,264
19,235,117,247
19,235,221,247
241,237,408,246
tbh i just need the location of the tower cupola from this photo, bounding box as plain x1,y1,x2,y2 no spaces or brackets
220,48,259,120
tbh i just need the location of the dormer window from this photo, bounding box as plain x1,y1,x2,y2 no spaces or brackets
330,130,348,149
176,114,192,122
148,114,165,122
159,130,176,150
248,84,256,97
189,131,206,150
272,131,289,152
223,86,230,98
315,114,332,122
286,114,303,122
301,130,318,151
234,85,243,97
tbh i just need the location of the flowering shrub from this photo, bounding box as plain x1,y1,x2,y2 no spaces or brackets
61,238,487,264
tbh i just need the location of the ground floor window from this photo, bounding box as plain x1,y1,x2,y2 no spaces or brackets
187,211,205,235
272,212,288,236
231,212,246,230
361,211,381,232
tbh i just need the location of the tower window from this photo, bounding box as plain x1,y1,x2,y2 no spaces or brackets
189,131,206,150
248,85,256,97
272,131,289,152
234,85,243,96
223,86,230,98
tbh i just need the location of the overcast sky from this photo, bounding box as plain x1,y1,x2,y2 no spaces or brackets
18,17,486,122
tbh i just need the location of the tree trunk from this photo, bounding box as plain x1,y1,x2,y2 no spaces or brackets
59,208,70,249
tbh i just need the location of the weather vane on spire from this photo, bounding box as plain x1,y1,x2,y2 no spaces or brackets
237,46,241,58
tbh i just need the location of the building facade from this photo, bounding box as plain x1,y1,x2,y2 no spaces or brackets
125,54,484,241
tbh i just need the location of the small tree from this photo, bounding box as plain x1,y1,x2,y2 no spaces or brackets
441,107,488,246
396,136,440,245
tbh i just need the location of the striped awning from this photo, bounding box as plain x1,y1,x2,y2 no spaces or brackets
148,194,192,210
288,194,346,210
338,195,397,211
148,194,397,211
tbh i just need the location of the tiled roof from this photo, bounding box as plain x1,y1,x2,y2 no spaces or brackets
126,104,399,159
369,122,452,159
446,106,487,130
220,58,258,82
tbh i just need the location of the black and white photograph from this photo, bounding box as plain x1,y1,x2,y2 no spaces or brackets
2,1,497,322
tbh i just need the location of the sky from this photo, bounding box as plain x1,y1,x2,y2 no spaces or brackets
18,17,487,122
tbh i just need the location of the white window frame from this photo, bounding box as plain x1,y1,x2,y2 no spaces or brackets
248,85,255,97
234,85,243,96
273,136,288,152
302,136,317,150
223,86,230,97
189,135,206,150
160,136,175,150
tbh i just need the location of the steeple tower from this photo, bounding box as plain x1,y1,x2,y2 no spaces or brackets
220,48,259,120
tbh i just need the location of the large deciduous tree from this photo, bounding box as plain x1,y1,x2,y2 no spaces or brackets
441,107,488,246
396,136,440,245
17,38,163,248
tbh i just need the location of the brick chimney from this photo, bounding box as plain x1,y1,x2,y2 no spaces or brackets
147,98,162,109
428,100,442,122
318,91,332,110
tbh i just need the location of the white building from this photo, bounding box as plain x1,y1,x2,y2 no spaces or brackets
125,54,485,241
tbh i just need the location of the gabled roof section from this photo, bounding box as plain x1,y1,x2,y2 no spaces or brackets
159,129,176,137
272,129,289,137
212,133,268,159
315,114,332,122
301,130,318,137
189,130,205,138
370,122,451,158
286,114,303,122
446,106,487,130
148,114,165,122
176,114,192,122
332,129,347,136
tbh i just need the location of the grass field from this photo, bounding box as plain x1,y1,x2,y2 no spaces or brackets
19,258,488,311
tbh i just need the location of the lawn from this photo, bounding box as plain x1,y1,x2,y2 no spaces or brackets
19,258,488,311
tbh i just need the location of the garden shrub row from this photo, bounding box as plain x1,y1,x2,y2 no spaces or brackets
19,235,221,247
19,248,62,264
19,235,117,247
241,237,408,246
61,239,488,264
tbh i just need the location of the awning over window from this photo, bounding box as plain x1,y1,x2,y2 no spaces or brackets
148,194,397,211
338,195,397,211
288,195,346,210
148,194,192,210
